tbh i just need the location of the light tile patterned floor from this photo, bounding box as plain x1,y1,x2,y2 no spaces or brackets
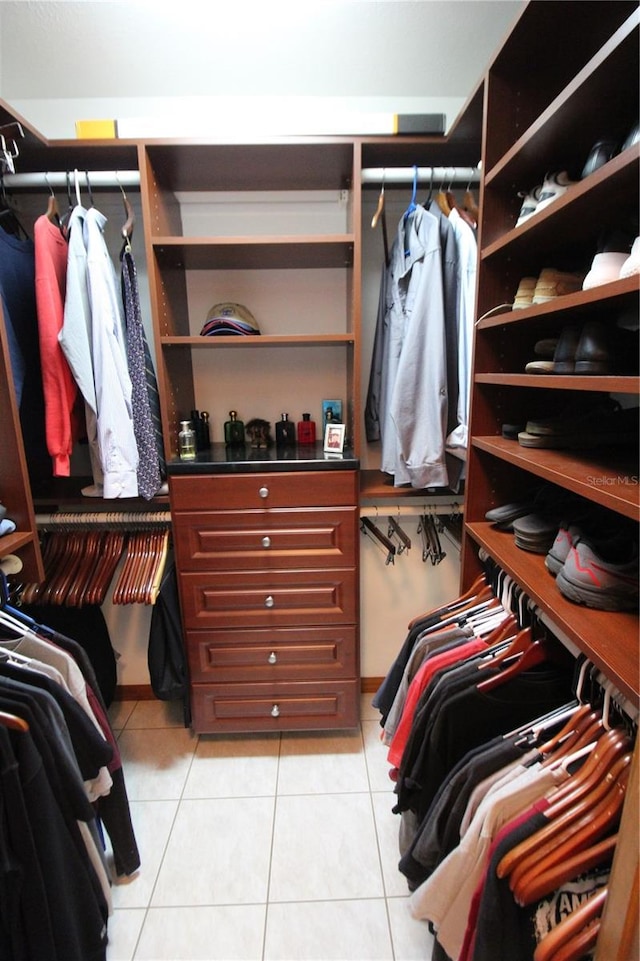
105,696,435,961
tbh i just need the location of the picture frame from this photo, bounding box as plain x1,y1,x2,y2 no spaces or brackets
322,399,343,430
324,422,345,453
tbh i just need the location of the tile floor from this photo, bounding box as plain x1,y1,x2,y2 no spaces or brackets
104,695,435,960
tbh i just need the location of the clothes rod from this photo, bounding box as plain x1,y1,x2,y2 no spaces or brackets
3,170,140,189
360,503,463,518
361,166,480,185
35,510,171,529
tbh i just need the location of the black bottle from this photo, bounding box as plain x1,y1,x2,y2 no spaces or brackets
276,413,296,446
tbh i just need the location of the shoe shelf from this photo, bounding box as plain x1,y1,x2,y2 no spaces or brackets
465,521,639,703
476,275,640,330
482,2,638,171
480,146,639,259
471,436,639,521
484,8,639,185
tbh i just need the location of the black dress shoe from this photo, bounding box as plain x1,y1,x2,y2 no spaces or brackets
574,320,610,374
551,325,581,374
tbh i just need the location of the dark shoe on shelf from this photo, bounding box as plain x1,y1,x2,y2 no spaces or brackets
580,139,618,179
519,399,639,449
574,320,611,374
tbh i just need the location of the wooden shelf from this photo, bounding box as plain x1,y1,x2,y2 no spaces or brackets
475,374,639,393
472,435,639,520
466,521,639,703
476,275,640,329
152,235,355,270
359,469,464,500
161,334,355,347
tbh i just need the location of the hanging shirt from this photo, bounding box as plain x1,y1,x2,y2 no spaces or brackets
34,214,79,476
58,204,104,491
446,206,477,452
83,207,138,498
121,245,163,499
381,205,449,488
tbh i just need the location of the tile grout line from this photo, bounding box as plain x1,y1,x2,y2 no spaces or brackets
127,706,201,961
261,730,283,960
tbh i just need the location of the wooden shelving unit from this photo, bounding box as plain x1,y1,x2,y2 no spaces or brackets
462,4,639,957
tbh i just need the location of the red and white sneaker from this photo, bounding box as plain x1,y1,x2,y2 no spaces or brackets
556,538,639,611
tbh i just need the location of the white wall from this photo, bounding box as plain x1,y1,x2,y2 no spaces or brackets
0,1,522,139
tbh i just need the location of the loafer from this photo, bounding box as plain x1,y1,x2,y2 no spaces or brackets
520,401,639,449
574,320,610,374
532,268,585,303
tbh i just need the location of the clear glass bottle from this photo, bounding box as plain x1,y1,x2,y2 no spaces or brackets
297,412,316,445
178,420,196,460
224,410,245,445
276,413,296,446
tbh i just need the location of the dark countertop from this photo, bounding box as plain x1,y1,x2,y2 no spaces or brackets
167,442,359,475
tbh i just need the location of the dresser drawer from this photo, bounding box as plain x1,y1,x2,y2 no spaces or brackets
186,625,357,682
179,569,358,629
170,470,358,511
173,507,357,571
190,679,360,733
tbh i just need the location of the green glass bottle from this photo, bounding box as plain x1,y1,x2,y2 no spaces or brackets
224,410,245,445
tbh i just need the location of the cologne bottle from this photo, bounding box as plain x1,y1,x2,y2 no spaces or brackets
297,412,316,445
200,411,211,449
224,410,245,445
276,413,296,446
178,420,196,460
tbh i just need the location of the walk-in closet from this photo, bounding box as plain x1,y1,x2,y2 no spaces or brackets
0,2,637,959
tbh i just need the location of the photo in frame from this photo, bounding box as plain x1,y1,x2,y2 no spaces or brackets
324,422,345,453
322,399,343,430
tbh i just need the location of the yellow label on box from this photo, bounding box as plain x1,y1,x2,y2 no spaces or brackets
75,119,117,139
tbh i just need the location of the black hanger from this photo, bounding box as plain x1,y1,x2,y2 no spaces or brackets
361,516,396,565
0,171,29,240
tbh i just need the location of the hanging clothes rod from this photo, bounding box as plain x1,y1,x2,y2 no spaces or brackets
3,170,140,190
359,502,462,518
361,166,480,185
35,510,171,530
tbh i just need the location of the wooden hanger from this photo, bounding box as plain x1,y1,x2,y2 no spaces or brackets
118,174,135,247
533,886,607,961
407,573,487,629
0,709,29,732
508,763,629,901
477,631,564,694
517,832,617,907
497,730,630,878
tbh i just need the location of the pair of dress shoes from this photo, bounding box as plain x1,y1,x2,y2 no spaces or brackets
525,321,610,375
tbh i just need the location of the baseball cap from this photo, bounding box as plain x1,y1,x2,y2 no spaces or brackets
200,302,261,336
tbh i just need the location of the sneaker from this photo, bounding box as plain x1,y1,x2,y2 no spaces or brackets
583,252,629,289
546,522,633,576
532,268,585,303
556,537,639,611
535,171,578,213
620,237,640,278
515,186,543,228
513,276,538,309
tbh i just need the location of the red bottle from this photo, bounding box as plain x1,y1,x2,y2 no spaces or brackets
297,412,316,445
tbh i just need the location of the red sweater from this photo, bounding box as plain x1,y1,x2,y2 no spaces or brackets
34,215,79,475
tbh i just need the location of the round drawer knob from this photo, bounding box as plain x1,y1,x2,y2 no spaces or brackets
262,536,272,549
259,486,269,499
271,704,280,718
268,651,277,664
265,595,275,608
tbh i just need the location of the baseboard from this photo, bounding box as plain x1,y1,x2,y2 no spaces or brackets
113,679,384,701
